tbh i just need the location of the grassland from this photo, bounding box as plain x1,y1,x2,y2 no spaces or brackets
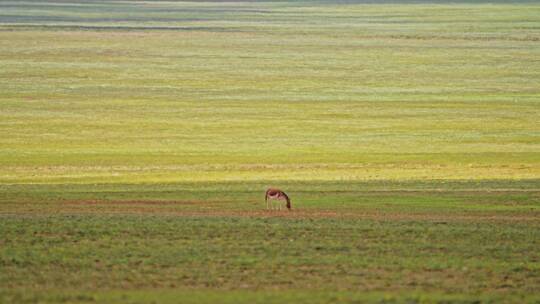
1,0,539,303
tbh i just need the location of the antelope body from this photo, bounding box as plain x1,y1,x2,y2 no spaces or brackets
265,188,291,210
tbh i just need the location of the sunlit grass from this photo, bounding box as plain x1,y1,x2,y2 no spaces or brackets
1,1,539,303
1,2,540,184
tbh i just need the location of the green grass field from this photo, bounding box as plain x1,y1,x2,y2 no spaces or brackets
1,1,539,303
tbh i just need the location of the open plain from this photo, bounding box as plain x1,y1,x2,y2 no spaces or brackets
0,0,539,303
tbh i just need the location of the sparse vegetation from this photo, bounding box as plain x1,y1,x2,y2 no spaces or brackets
1,1,539,303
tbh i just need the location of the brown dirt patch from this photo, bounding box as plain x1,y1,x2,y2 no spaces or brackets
16,200,536,223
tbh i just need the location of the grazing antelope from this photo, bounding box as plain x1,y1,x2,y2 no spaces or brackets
265,188,291,210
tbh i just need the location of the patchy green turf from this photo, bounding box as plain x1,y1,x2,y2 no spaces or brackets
1,207,540,303
1,0,539,303
1,210,539,299
1,181,539,303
